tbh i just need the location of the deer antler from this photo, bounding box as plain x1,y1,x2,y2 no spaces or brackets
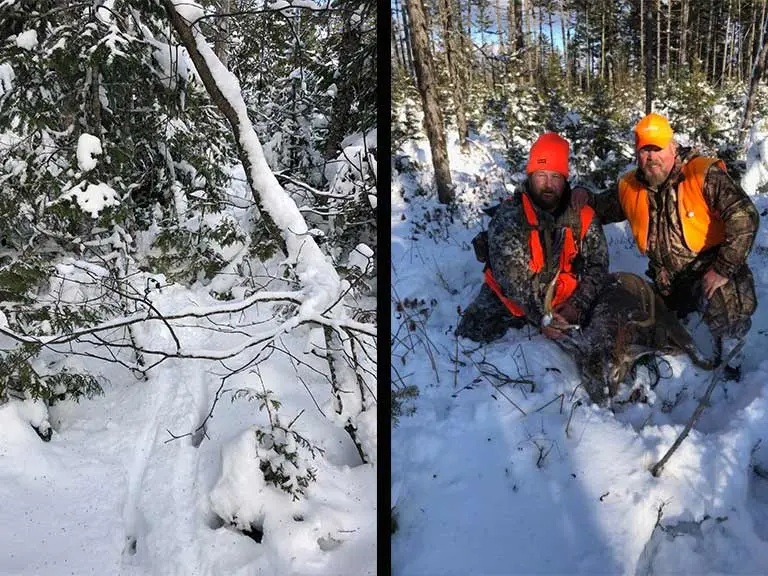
624,273,655,328
542,269,559,324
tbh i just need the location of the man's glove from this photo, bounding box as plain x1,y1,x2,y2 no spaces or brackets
472,231,489,263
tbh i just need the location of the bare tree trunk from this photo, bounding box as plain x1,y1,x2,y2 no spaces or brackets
495,0,505,49
537,3,544,69
560,0,569,88
399,0,416,77
741,11,768,145
722,0,732,84
534,2,541,71
213,0,230,68
760,0,768,65
600,0,606,81
646,0,655,112
656,0,661,81
680,0,689,72
640,0,645,73
665,0,671,78
707,0,717,81
508,0,518,55
522,0,533,81
694,1,701,65
730,0,739,82
440,0,469,150
405,0,455,203
747,0,757,76
548,6,554,55
586,2,591,91
392,15,404,69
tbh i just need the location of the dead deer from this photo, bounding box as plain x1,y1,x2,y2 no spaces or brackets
555,272,715,403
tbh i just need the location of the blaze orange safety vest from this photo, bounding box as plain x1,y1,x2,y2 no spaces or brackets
484,193,595,318
618,156,726,254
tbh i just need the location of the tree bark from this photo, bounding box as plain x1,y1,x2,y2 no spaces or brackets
747,0,756,77
736,0,741,82
586,3,591,92
392,14,404,70
600,0,606,81
399,0,416,77
213,0,230,68
722,0,732,84
656,0,661,81
741,10,768,145
560,0,569,88
495,0,505,49
439,0,469,150
640,0,645,74
646,0,655,112
508,0,518,55
679,0,688,71
405,0,454,203
665,0,671,78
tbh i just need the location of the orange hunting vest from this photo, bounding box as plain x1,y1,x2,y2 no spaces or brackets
484,193,595,318
618,156,726,254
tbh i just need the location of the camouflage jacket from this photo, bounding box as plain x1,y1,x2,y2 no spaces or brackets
588,148,759,294
487,182,609,325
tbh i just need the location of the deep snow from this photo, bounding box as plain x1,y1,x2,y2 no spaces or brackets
0,276,376,575
391,125,768,574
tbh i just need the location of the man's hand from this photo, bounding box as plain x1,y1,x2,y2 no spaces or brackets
570,186,590,210
702,268,729,300
541,312,571,340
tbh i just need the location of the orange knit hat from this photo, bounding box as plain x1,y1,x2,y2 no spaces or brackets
526,133,569,177
634,113,674,150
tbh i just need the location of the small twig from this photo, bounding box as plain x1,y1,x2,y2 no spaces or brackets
655,501,668,529
454,306,461,389
451,382,475,397
565,400,582,438
491,383,527,416
464,352,526,415
569,382,584,402
287,409,305,429
533,393,564,414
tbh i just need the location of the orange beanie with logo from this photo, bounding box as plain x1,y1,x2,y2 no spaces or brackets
526,133,570,178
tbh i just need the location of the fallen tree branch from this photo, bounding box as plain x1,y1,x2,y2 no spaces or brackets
650,340,745,477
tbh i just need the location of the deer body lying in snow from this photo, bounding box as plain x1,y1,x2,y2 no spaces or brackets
553,272,715,403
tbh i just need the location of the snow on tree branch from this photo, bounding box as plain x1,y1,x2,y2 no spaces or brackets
163,0,342,319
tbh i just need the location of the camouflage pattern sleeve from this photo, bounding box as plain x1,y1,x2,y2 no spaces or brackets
566,215,610,322
588,186,627,225
703,166,760,278
486,199,543,323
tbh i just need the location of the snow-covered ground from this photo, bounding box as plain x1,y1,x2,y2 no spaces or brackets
391,127,768,574
0,257,376,575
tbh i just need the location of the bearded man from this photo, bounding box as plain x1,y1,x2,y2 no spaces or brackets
572,113,759,378
457,133,609,342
